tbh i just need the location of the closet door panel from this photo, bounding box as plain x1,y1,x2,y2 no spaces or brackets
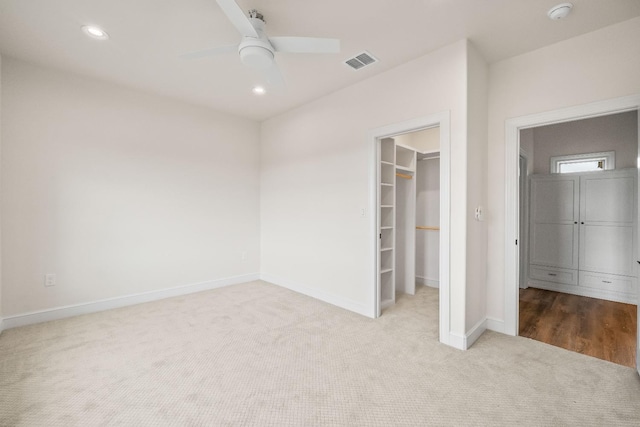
580,224,635,276
531,177,579,224
530,223,579,269
581,175,635,224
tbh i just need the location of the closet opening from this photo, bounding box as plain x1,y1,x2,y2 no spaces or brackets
378,130,440,311
505,97,640,374
371,112,451,345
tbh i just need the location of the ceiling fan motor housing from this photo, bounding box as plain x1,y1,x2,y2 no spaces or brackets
238,16,274,69
239,38,274,69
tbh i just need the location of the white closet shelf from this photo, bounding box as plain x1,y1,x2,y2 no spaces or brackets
381,205,394,208
380,183,394,187
396,165,414,173
381,160,394,166
380,268,393,274
381,226,393,230
381,247,393,252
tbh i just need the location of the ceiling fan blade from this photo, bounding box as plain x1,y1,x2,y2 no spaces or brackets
216,0,259,38
180,44,238,59
262,62,285,89
269,37,340,54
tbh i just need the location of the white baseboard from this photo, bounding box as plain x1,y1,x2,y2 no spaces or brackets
446,332,465,350
260,273,373,318
465,318,487,349
444,318,498,350
416,276,439,288
528,280,636,305
1,273,260,330
485,317,506,334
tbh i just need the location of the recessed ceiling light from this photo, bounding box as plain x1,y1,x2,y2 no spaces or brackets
252,86,266,95
547,3,573,20
82,25,109,40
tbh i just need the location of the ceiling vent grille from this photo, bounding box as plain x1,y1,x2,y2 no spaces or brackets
344,51,378,70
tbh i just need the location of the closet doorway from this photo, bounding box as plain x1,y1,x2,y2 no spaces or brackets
370,112,451,345
504,94,640,375
517,111,638,367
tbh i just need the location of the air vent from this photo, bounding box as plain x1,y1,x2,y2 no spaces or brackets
344,51,378,70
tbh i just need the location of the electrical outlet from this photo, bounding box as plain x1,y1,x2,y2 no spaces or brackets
44,273,56,287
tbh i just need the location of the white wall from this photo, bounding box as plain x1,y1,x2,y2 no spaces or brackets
465,42,489,332
416,159,440,286
1,58,261,317
260,40,469,336
395,127,440,153
532,111,637,174
486,17,640,327
520,128,534,174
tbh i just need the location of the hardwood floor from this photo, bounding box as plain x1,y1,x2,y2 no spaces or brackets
519,288,637,368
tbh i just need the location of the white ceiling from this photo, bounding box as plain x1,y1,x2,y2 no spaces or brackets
1,0,639,121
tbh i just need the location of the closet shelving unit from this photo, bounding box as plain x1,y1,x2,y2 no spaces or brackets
379,139,421,311
379,138,396,309
395,144,416,173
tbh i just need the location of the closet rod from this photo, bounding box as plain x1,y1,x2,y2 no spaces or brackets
396,172,412,180
416,226,440,231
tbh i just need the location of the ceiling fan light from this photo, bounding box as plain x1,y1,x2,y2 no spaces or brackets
252,86,266,95
239,46,274,69
82,25,109,40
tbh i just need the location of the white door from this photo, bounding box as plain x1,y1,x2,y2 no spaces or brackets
579,172,637,276
529,175,580,269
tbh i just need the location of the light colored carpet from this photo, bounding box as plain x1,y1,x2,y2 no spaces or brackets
1,280,639,426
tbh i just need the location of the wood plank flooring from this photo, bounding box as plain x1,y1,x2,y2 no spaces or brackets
519,288,637,368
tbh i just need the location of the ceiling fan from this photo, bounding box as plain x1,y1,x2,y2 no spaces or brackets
182,0,341,89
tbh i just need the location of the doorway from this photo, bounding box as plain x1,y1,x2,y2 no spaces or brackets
516,112,638,366
504,94,640,374
370,112,452,346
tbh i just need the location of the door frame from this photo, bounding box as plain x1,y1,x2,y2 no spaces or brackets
369,112,451,345
518,150,530,289
504,94,640,338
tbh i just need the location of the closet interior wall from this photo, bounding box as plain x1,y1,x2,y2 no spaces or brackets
416,156,440,288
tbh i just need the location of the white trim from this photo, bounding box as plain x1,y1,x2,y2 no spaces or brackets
465,318,487,349
416,276,440,288
504,93,640,337
448,332,465,350
519,150,530,290
527,281,636,305
450,318,489,350
1,273,259,330
550,151,615,174
637,109,640,376
260,273,372,318
369,111,452,346
486,317,505,334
